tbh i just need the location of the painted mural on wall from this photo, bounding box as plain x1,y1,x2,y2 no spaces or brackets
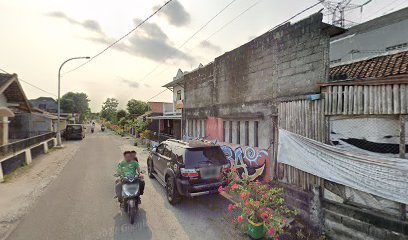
215,140,270,182
182,134,271,181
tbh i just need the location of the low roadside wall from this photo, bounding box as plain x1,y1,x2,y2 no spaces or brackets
0,132,56,182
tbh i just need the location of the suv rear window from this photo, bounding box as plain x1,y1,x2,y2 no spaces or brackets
66,125,82,132
185,147,228,168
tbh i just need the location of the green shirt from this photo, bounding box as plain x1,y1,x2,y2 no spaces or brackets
117,160,140,177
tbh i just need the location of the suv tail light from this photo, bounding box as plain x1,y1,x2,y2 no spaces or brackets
180,168,199,178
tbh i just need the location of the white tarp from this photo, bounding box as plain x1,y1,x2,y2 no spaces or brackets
278,129,408,204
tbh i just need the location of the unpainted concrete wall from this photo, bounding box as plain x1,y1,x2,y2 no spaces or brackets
184,13,330,149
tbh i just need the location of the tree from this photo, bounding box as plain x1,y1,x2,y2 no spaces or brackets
60,92,90,123
127,99,149,116
116,109,128,121
101,98,119,122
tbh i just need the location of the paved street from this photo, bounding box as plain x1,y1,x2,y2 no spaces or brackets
6,131,244,240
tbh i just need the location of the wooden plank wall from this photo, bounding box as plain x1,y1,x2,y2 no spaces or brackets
278,99,327,143
324,84,408,115
278,99,327,190
278,163,325,191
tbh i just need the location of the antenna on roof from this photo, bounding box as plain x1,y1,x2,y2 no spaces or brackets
319,0,372,28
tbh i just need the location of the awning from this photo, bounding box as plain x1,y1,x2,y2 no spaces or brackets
0,107,15,117
147,115,181,120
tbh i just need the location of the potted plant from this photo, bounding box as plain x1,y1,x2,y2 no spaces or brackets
221,168,296,239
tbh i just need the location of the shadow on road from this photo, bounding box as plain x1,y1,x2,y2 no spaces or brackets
113,209,152,240
148,176,246,240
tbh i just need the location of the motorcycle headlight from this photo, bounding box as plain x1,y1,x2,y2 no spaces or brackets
122,183,140,197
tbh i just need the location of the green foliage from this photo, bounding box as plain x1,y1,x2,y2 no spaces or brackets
127,99,149,116
116,110,128,122
140,129,151,140
101,98,119,122
118,117,127,127
60,92,90,123
221,168,297,239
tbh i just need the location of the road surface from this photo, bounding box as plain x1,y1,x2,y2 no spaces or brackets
7,131,244,240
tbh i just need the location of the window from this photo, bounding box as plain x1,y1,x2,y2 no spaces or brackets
163,145,172,158
176,90,182,100
203,120,206,138
229,121,233,143
189,120,193,137
223,121,226,142
185,147,228,168
254,121,259,147
386,42,408,51
245,121,249,145
157,144,165,155
237,121,240,144
330,59,341,64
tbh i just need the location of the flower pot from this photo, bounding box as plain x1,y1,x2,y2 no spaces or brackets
247,217,265,239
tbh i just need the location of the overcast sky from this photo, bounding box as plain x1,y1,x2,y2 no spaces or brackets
1,0,407,111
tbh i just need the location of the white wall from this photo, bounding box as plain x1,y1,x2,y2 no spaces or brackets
330,19,408,65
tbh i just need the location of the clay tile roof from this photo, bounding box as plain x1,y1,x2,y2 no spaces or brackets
329,50,408,81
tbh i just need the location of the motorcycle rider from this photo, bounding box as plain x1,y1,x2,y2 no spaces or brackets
115,151,145,204
130,150,139,162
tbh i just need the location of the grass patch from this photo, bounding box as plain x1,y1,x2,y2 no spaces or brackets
3,163,30,182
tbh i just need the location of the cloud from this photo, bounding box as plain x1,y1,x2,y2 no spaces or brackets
199,40,222,53
48,11,194,63
154,0,191,27
47,11,103,33
89,19,194,63
120,77,140,89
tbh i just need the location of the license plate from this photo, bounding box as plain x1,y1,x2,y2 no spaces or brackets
200,167,220,179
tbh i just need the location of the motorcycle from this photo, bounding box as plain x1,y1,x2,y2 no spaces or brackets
114,171,145,224
101,126,105,132
91,127,95,133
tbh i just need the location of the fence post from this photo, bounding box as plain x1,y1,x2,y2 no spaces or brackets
25,149,32,165
43,142,49,154
400,114,407,221
0,162,4,182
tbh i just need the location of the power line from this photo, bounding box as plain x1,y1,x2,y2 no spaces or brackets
138,0,239,84
143,1,325,101
269,1,322,32
146,88,169,102
143,0,263,83
205,0,262,42
63,0,174,75
0,68,57,97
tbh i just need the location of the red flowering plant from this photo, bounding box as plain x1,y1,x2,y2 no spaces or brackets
220,167,296,239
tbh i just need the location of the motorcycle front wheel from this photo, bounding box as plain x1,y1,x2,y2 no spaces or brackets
128,201,138,224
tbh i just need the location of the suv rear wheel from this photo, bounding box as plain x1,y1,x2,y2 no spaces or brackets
166,175,181,205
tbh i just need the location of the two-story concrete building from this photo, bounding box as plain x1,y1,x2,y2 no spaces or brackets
161,13,343,181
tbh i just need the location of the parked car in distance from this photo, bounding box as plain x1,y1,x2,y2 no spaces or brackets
64,124,85,140
147,139,230,204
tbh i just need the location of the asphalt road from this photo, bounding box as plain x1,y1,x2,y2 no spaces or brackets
7,131,245,240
